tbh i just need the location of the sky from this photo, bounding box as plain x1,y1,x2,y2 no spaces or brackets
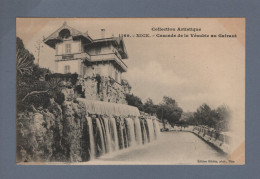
16,18,245,115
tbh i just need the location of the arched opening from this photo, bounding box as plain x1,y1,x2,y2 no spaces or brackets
59,29,71,39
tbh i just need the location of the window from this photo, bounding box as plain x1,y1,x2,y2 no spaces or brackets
55,44,58,55
65,43,71,54
79,43,82,52
115,71,118,82
64,65,70,73
119,72,121,83
108,64,112,77
83,66,87,76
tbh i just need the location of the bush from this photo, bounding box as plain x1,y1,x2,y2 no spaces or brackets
51,90,65,105
45,73,78,85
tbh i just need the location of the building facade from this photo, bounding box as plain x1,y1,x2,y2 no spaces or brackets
44,22,130,103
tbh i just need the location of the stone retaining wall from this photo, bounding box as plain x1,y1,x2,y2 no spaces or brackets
77,76,129,104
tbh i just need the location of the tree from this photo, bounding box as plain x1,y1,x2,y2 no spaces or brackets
176,120,188,129
179,112,195,125
16,37,65,111
125,94,143,111
215,105,231,131
16,37,34,76
156,96,183,126
194,104,211,127
163,96,176,105
143,98,158,115
192,103,231,131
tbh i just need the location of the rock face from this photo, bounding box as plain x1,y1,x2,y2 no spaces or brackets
61,101,87,162
16,102,62,162
77,76,129,104
16,97,89,163
16,76,132,163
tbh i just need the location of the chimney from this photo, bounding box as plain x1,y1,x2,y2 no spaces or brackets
101,29,105,39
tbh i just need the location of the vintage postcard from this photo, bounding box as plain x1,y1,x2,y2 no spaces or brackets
16,18,245,165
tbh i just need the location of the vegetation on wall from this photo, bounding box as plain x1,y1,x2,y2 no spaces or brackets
45,73,78,86
16,37,82,111
16,37,87,163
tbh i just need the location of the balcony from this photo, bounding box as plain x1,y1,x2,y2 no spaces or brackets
91,53,128,72
55,52,91,61
55,52,127,72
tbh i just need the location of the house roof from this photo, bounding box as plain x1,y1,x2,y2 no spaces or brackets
43,22,93,48
43,22,128,59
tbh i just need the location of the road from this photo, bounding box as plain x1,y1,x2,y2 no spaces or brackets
86,131,225,165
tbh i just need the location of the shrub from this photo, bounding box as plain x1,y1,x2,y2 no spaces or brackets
45,73,78,85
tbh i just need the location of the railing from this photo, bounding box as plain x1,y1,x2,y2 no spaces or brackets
192,125,231,153
91,53,128,72
55,52,127,72
55,52,91,61
75,52,91,60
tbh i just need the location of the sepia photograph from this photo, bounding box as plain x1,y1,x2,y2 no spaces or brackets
16,18,245,165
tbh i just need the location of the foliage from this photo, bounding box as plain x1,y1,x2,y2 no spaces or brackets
156,96,183,126
143,98,158,115
125,93,144,111
176,120,189,128
16,37,90,163
16,68,65,111
45,73,78,86
16,49,33,75
16,37,35,61
16,37,35,75
215,105,231,131
121,79,132,92
126,94,183,126
162,96,176,105
16,37,65,111
184,103,231,131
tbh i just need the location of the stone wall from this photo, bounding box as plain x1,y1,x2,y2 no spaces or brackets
16,77,134,163
16,101,64,162
16,97,89,163
77,76,129,104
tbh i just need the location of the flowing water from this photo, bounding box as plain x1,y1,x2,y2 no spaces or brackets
95,118,105,155
80,99,162,162
125,118,137,147
84,115,160,161
86,116,95,159
103,117,112,153
134,117,142,145
87,131,225,165
109,117,119,151
153,119,161,139
141,120,148,144
146,118,155,142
